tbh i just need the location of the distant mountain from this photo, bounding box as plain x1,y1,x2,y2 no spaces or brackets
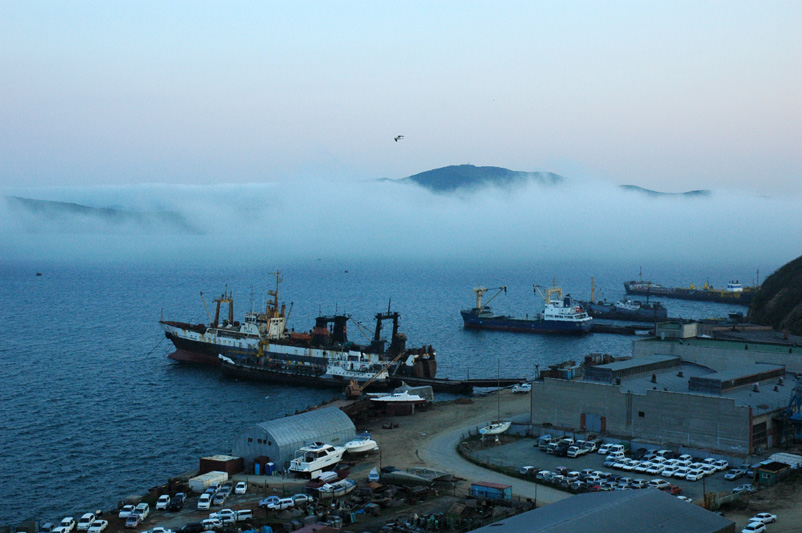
749,254,802,336
4,196,203,234
620,185,712,198
396,164,564,192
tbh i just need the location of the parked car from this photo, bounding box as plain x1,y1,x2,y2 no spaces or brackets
714,459,729,471
167,498,184,512
660,484,682,495
124,515,141,529
133,504,149,520
724,468,746,480
648,479,670,489
197,494,212,511
201,519,222,531
87,521,107,533
537,435,552,450
749,512,777,524
57,518,77,533
741,522,766,533
234,482,247,495
597,443,612,455
155,495,170,510
177,524,204,533
258,496,280,509
77,514,96,531
511,383,531,394
118,506,136,520
234,510,253,522
212,492,228,506
266,497,294,511
733,484,758,495
209,509,236,525
566,446,586,458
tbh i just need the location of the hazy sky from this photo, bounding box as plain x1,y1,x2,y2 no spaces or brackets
1,2,800,193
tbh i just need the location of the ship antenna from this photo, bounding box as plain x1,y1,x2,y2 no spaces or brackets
387,298,392,314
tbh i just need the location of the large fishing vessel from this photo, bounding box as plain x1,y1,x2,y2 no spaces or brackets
160,273,437,389
460,284,592,334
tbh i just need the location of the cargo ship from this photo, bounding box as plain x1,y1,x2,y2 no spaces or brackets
580,298,668,322
460,284,592,334
623,279,757,305
160,273,436,389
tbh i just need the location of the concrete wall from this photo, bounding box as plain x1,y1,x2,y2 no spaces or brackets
530,378,757,454
633,339,802,374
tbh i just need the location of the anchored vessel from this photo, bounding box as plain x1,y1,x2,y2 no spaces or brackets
161,273,437,389
460,284,592,334
624,279,757,305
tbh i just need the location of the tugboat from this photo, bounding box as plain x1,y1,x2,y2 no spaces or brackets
161,272,437,389
460,283,592,334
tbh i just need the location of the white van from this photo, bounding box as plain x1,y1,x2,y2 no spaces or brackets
197,493,212,510
607,444,625,455
235,510,253,522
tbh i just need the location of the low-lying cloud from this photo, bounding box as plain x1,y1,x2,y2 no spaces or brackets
2,176,800,269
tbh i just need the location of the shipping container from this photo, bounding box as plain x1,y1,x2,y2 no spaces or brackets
188,471,229,493
470,481,512,501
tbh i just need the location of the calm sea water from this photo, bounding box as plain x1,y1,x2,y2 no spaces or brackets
0,258,763,524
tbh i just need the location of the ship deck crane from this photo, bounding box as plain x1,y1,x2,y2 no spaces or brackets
472,286,507,312
344,350,408,399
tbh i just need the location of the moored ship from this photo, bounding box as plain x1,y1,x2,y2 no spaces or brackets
460,284,592,334
623,279,758,305
161,272,437,389
580,298,668,322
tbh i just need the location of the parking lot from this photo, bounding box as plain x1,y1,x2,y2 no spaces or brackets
470,437,750,501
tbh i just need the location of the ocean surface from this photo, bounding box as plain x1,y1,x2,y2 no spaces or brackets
0,258,766,524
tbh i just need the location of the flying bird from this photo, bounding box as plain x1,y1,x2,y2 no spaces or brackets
394,135,404,142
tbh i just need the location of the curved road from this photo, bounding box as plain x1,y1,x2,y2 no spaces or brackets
416,414,570,506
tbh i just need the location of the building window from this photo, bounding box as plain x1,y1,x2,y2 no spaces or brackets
248,438,253,443
638,411,645,418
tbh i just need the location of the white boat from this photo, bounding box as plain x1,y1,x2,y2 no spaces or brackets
511,383,531,394
615,298,641,312
369,391,427,405
344,433,378,455
288,443,345,476
479,420,511,436
368,468,380,482
317,478,357,499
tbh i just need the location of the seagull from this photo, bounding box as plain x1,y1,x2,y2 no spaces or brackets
394,135,404,142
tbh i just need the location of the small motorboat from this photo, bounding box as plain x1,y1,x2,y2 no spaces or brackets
317,478,357,499
368,468,380,482
511,383,531,394
344,433,378,455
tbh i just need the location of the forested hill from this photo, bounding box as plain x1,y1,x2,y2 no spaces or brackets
749,254,802,336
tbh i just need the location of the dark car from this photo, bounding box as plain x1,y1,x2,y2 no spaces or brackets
178,523,205,533
554,444,570,457
167,498,184,512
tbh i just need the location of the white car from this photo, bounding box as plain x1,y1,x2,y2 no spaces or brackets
77,514,96,531
87,521,107,533
209,509,236,525
676,495,694,503
648,479,670,489
266,497,294,511
234,481,247,495
511,383,531,393
202,519,222,531
749,513,777,524
198,493,212,511
291,493,313,506
685,469,704,481
714,459,729,471
741,522,766,533
57,518,76,533
133,503,149,520
118,506,136,519
155,495,170,510
146,528,173,533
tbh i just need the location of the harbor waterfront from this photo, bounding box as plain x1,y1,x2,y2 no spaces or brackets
0,259,762,524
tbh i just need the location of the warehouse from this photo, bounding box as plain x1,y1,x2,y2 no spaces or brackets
528,357,788,455
469,489,734,532
231,407,355,471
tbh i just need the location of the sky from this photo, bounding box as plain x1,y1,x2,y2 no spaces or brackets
1,1,800,194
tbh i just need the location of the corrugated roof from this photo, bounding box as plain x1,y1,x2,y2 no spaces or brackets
255,407,354,447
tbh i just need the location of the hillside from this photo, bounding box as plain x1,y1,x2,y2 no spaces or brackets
749,254,802,336
398,164,564,192
619,185,712,197
4,196,202,234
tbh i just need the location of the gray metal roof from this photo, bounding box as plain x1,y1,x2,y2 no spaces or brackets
470,489,734,532
254,407,354,446
594,354,679,372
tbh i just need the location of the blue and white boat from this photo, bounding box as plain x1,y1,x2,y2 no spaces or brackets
460,284,592,334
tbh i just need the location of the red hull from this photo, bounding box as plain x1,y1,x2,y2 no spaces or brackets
167,349,221,367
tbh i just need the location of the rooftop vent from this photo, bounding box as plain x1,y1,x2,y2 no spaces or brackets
753,383,760,393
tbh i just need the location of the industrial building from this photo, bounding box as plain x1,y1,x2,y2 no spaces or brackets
529,352,789,455
231,407,355,471
469,489,734,532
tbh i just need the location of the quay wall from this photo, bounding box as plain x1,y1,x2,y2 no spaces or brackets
530,378,752,454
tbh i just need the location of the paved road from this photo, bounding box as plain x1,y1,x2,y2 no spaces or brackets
416,417,571,506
